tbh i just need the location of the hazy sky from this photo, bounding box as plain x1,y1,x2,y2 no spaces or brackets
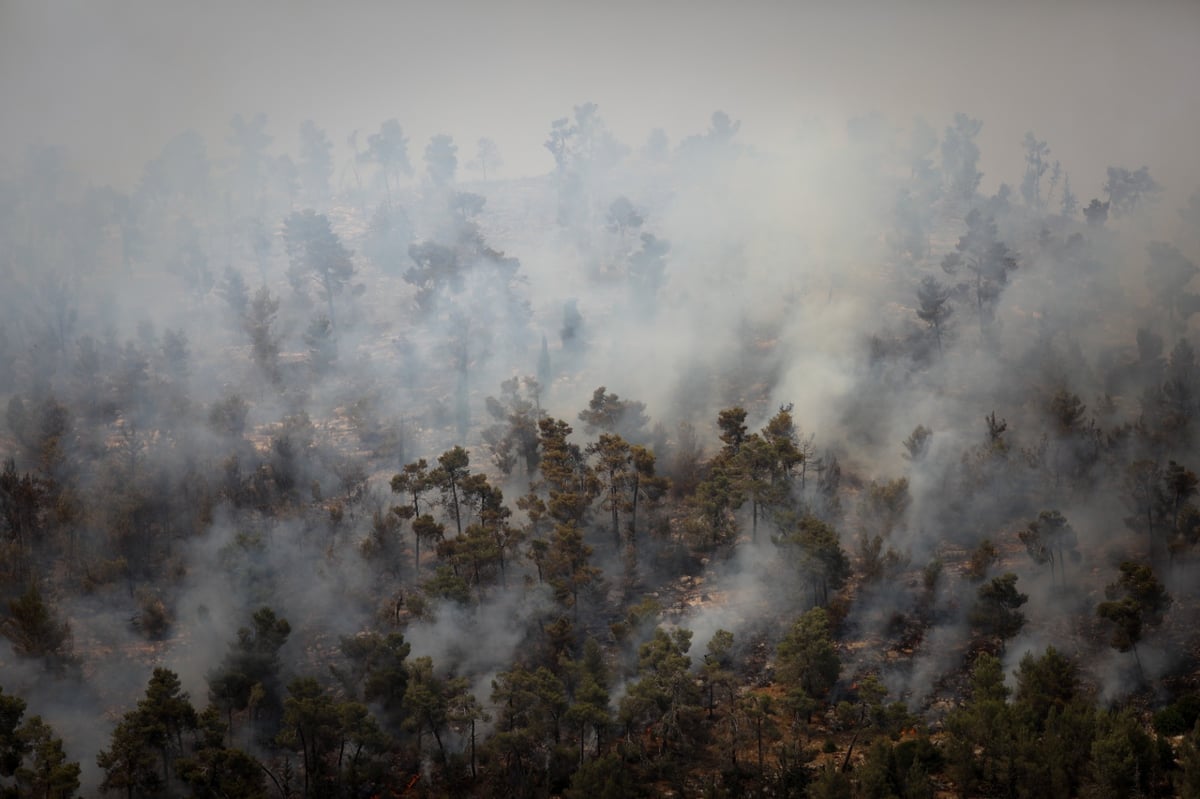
3,0,1198,202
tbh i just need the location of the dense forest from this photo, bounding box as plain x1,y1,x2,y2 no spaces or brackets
2,90,1200,799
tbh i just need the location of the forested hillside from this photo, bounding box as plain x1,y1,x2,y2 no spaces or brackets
3,71,1200,799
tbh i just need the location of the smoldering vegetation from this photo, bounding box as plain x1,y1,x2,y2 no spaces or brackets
2,99,1200,798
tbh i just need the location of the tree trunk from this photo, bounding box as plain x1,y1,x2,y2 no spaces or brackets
429,715,447,764
611,490,620,550
470,718,478,779
298,727,310,798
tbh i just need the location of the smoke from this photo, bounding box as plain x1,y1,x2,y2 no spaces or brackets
1,5,1198,791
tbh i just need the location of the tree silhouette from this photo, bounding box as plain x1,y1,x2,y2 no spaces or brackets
467,137,502,181
1145,242,1199,341
776,607,840,722
207,607,292,737
0,686,81,798
915,275,952,354
1019,510,1078,585
941,209,1017,338
2,583,73,671
242,286,281,384
969,573,1027,642
1083,198,1109,226
359,119,412,203
283,210,355,330
1104,166,1161,218
424,134,458,188
1020,132,1051,209
941,113,983,205
1096,561,1171,678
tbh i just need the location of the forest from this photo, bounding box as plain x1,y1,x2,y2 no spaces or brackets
2,63,1200,799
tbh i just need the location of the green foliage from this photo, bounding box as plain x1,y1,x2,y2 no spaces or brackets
564,751,640,799
776,607,840,715
902,424,933,460
242,286,281,384
489,663,569,791
1048,389,1087,434
1013,647,1079,730
1088,708,1161,798
716,407,748,453
277,677,390,798
586,432,633,549
1154,693,1200,736
97,715,163,797
691,463,742,546
97,668,198,796
337,632,411,733
701,629,736,717
283,209,355,328
964,537,998,580
2,583,74,671
481,377,543,478
1177,721,1200,798
538,417,598,526
1096,561,1171,671
944,653,1013,796
544,523,601,616
133,589,171,640
12,715,80,799
0,686,80,799
915,277,952,354
0,459,50,582
175,706,267,799
0,687,25,779
774,515,849,608
944,650,1103,799
858,737,905,799
578,386,648,440
563,642,611,763
619,627,703,755
207,607,291,734
858,477,911,565
429,445,471,537
422,564,472,605
1096,598,1144,653
808,761,852,799
940,208,1017,336
695,404,807,545
1019,509,1078,584
969,573,1027,641
10,114,1200,799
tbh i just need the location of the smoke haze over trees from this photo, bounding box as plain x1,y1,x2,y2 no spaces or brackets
2,1,1200,797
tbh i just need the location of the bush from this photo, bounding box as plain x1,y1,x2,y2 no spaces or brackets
1155,693,1200,736
134,589,171,639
